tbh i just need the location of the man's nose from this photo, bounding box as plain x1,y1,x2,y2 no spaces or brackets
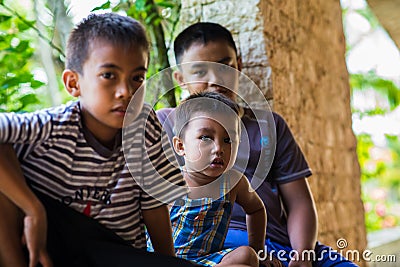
207,69,224,87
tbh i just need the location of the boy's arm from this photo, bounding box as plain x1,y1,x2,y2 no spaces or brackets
142,204,175,256
279,178,317,267
234,175,266,255
0,144,52,267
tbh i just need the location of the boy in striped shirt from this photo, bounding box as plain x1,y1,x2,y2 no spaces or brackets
0,13,191,267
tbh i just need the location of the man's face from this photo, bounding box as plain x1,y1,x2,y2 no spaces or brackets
174,40,241,101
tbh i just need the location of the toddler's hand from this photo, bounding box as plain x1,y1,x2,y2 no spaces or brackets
288,259,312,267
260,256,284,267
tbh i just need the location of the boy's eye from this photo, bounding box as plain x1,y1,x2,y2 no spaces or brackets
101,72,115,79
132,75,145,83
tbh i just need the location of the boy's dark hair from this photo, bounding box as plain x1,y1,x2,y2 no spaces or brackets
174,92,240,138
66,13,149,74
173,22,238,65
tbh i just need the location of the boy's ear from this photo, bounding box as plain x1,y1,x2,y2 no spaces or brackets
173,70,187,89
172,136,185,156
63,69,81,97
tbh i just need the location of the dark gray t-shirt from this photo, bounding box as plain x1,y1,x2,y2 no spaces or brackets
156,107,312,246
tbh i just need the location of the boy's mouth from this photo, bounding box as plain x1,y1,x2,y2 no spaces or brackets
112,106,127,115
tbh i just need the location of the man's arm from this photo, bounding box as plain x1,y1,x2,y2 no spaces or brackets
142,204,176,256
279,178,317,267
0,144,52,267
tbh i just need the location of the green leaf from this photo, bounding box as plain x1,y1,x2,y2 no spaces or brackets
145,13,158,24
17,19,35,32
350,72,400,110
0,14,12,23
30,80,45,89
135,0,147,12
91,1,111,11
14,40,30,53
19,93,39,108
156,2,174,8
1,77,22,89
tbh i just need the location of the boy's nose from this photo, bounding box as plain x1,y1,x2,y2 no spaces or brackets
115,84,131,99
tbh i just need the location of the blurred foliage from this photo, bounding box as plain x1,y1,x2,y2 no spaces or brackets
0,5,44,112
343,2,400,232
0,0,181,114
357,133,400,232
350,71,400,113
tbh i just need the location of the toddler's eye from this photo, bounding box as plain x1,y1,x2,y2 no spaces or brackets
224,138,232,144
200,135,212,141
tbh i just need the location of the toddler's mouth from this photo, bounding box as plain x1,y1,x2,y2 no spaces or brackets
211,158,224,167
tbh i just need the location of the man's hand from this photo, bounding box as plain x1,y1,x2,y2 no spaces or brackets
23,208,53,267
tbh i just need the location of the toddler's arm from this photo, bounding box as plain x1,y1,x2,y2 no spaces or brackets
142,204,176,256
234,175,266,256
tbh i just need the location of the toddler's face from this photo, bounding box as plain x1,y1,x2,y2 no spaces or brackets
75,40,148,143
179,112,240,181
175,40,240,102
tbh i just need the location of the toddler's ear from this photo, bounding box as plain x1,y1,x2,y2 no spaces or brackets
172,136,185,156
63,69,81,97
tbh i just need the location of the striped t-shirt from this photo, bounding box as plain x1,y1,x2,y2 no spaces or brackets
0,101,188,248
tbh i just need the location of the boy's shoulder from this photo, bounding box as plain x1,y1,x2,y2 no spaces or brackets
47,100,80,114
38,101,81,126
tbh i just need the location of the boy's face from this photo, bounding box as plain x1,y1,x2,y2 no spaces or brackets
174,40,241,101
174,112,240,182
63,40,148,144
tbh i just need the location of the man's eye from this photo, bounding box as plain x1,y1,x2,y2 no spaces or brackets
219,65,231,72
101,72,115,79
193,70,206,76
